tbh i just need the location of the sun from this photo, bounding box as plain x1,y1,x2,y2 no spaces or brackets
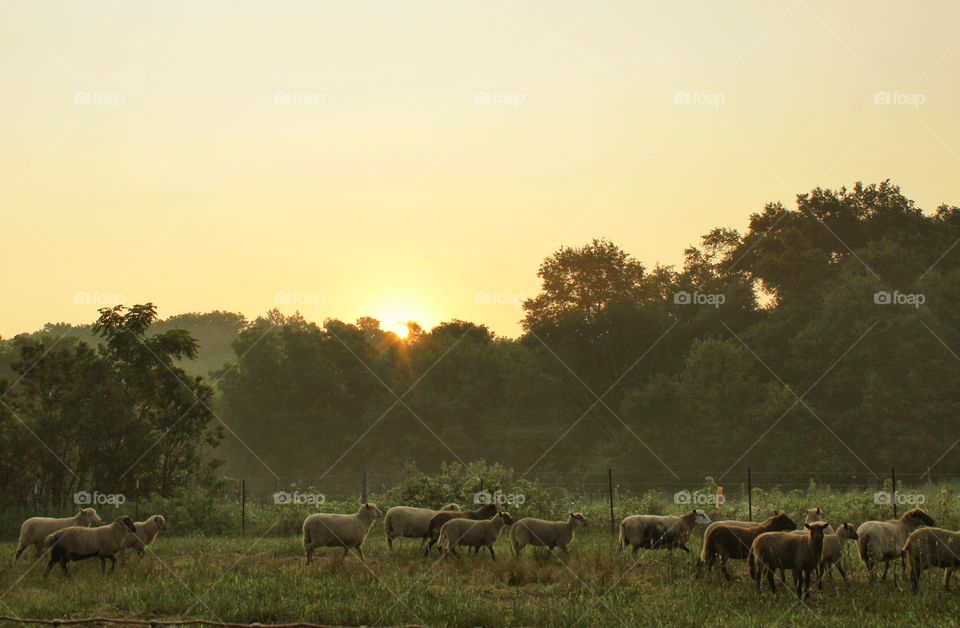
385,320,411,339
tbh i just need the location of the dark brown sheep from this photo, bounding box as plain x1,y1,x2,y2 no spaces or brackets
698,512,797,580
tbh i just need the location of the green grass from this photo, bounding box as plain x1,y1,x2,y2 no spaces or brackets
2,528,959,627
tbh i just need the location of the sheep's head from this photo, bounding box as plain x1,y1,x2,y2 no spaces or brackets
902,508,934,527
569,512,588,527
441,503,462,512
78,508,102,526
837,522,858,541
115,516,137,533
767,512,797,531
362,503,383,519
805,507,825,523
691,510,711,525
804,521,830,541
497,511,514,525
153,515,167,530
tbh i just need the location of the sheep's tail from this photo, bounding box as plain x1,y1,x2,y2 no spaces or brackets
699,534,711,563
901,536,912,558
858,536,869,563
301,523,311,549
618,521,626,550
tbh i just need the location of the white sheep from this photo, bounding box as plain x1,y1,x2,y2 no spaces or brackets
620,510,711,556
511,513,587,556
44,516,137,576
121,514,167,557
302,503,382,564
857,507,935,581
384,503,460,550
439,511,513,560
14,508,102,562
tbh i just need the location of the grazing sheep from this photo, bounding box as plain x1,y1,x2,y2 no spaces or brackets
903,527,960,592
424,503,498,556
121,515,167,557
384,503,461,550
440,511,514,560
817,523,858,587
698,512,797,580
302,503,382,564
511,513,587,556
619,510,712,556
857,507,935,581
15,508,102,562
44,516,137,576
751,522,831,599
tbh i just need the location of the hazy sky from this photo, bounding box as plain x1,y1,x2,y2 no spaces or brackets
2,1,959,339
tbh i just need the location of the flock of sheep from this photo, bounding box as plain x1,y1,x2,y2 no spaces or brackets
12,500,960,600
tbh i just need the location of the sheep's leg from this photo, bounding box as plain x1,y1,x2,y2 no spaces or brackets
108,555,116,573
60,557,69,577
386,535,394,551
488,545,496,561
304,546,313,565
631,545,639,558
880,559,889,581
34,542,44,557
836,561,849,585
766,566,777,594
100,557,107,574
945,567,954,591
14,544,27,562
720,559,732,582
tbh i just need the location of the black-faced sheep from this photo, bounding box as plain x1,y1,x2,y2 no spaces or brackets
121,514,166,557
903,526,960,592
424,503,498,556
511,513,587,556
302,503,382,564
698,512,797,580
44,516,136,576
439,511,514,560
857,507,935,581
619,510,711,556
384,503,461,550
15,508,102,562
751,521,830,599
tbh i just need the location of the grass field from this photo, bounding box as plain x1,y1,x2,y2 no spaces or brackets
2,527,959,627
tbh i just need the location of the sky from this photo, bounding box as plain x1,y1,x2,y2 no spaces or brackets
1,0,959,339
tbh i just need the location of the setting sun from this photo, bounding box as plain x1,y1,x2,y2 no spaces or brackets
385,320,413,339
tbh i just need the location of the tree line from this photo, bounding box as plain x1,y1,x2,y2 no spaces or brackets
3,180,959,504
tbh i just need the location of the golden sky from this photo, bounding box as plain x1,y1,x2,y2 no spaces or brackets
2,1,959,339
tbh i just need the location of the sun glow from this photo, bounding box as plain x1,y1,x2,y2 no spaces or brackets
386,320,413,339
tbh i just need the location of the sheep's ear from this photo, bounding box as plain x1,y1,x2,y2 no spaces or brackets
804,523,812,530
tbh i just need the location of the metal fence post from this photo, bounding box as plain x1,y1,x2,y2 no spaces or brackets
891,466,897,519
362,470,369,503
241,478,246,537
607,469,615,548
747,467,753,522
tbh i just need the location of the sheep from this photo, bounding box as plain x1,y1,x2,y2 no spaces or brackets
15,508,102,562
751,521,831,599
302,503,382,564
424,503,498,556
701,510,787,539
857,507,935,581
698,512,797,580
511,513,587,556
384,503,461,550
439,511,514,560
619,510,711,556
903,527,960,592
816,522,858,587
44,516,137,576
121,514,166,557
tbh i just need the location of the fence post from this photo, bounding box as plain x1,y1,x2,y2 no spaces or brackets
747,467,752,522
607,469,615,548
241,479,246,538
891,466,896,519
362,470,369,504
135,478,140,521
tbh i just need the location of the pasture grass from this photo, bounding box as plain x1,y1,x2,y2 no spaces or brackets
1,528,959,627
